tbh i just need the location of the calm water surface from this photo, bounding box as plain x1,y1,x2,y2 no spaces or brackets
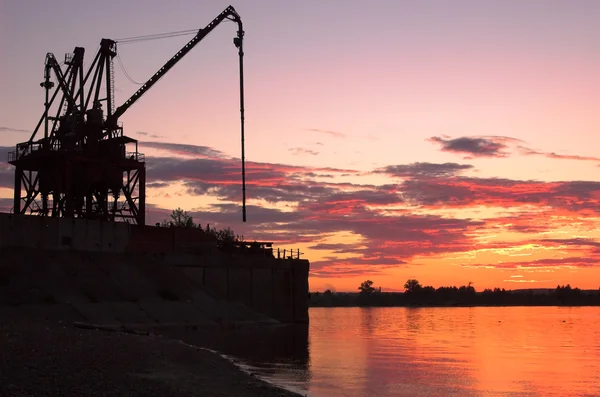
190,307,600,396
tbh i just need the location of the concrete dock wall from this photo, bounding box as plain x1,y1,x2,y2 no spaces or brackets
0,213,309,324
0,214,132,252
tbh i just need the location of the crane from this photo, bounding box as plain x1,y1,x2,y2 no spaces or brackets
8,5,247,225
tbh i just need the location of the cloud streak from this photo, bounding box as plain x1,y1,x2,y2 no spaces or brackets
428,135,600,163
464,256,599,270
136,131,163,139
0,126,29,134
518,146,600,162
289,147,319,156
140,141,226,158
376,162,473,178
428,136,520,158
306,128,346,138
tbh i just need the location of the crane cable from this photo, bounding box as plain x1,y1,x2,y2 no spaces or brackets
113,21,236,84
115,29,198,44
115,50,143,85
114,28,204,85
115,20,235,44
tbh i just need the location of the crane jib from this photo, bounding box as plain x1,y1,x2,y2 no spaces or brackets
108,5,247,222
108,6,242,126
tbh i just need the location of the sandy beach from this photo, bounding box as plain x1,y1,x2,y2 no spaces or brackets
0,322,302,397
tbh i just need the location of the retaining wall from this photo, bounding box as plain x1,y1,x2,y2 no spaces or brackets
0,213,309,324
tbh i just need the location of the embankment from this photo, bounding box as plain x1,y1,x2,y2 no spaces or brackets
0,213,309,328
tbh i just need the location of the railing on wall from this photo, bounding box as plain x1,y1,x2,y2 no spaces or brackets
8,142,43,162
276,248,304,260
228,241,304,260
125,151,145,162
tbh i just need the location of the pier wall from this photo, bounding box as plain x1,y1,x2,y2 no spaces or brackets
0,213,309,325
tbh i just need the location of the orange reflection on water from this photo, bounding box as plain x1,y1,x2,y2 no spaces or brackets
468,307,600,395
307,307,600,397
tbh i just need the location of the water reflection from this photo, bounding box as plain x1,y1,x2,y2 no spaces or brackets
404,307,423,334
360,307,376,335
168,307,600,396
306,307,600,397
355,307,477,397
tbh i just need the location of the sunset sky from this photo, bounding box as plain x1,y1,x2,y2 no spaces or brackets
1,0,600,292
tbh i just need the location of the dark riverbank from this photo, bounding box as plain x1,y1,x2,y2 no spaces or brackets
310,287,600,308
0,322,301,397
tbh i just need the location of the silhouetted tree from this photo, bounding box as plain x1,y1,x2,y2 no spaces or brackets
404,279,422,293
359,280,376,295
161,207,195,228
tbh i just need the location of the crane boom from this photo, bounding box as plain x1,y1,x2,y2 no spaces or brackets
107,5,243,127
106,5,247,222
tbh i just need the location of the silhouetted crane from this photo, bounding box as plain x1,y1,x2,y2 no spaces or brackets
8,5,247,225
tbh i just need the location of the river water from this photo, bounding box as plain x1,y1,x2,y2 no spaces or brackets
190,307,600,396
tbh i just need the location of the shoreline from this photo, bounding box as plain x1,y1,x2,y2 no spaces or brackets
310,303,600,308
1,322,303,397
219,353,309,397
166,335,308,397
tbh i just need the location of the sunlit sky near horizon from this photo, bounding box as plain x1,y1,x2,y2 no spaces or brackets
1,0,600,292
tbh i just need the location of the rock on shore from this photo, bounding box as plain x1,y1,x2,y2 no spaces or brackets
0,323,302,397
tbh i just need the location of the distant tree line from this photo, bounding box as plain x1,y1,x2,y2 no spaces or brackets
310,279,600,307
